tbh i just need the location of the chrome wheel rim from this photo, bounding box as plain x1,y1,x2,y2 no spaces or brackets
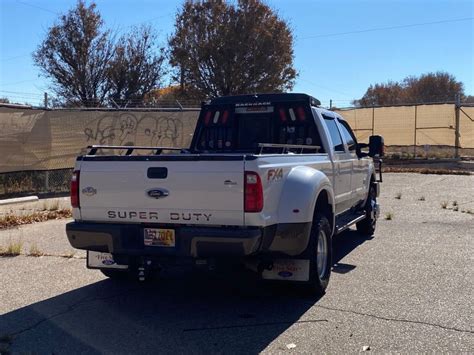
369,188,377,227
316,230,328,280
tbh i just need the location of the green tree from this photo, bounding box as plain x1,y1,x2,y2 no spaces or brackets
169,0,297,98
33,1,114,107
107,26,166,107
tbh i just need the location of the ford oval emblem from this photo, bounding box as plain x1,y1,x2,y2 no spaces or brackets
278,271,293,278
82,186,97,196
147,188,169,199
102,259,115,266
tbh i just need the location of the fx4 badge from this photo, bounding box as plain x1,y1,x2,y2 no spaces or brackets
82,186,97,196
267,168,283,182
147,188,169,199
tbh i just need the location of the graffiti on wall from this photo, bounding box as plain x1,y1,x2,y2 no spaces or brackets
83,112,186,148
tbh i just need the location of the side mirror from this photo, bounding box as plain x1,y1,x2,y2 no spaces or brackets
368,135,384,157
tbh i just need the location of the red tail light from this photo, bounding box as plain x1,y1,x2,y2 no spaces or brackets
244,171,263,212
279,108,287,122
221,110,229,124
204,111,212,126
296,106,306,121
70,170,80,208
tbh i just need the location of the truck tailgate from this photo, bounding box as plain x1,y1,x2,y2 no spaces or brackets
78,158,244,226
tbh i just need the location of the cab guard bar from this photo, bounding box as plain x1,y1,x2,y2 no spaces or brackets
258,143,321,155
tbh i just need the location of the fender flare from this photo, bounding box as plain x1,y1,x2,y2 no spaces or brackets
277,165,335,225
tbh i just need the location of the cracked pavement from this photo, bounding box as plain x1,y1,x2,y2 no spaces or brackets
0,173,473,353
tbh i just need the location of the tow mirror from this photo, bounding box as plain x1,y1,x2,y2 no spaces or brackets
368,135,384,157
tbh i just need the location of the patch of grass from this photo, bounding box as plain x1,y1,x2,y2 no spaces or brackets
0,208,72,230
48,200,60,211
441,201,448,209
466,209,473,215
0,240,22,257
418,196,426,201
383,167,471,175
40,200,60,211
452,200,458,207
62,251,76,259
395,192,402,199
384,212,394,220
28,244,43,257
453,206,459,212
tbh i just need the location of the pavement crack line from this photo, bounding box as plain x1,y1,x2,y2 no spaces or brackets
4,286,142,340
315,304,474,334
183,319,328,332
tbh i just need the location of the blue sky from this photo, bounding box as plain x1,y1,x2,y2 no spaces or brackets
0,0,473,107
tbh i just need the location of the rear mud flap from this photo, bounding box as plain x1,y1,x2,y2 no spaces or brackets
261,259,310,282
87,251,128,270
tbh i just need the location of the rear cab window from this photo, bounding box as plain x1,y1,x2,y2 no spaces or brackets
192,101,325,153
337,118,358,152
322,114,345,152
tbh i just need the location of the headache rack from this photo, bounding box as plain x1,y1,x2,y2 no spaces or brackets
86,145,186,156
258,143,321,154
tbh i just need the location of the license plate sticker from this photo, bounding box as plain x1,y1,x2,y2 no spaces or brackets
144,228,175,247
87,251,128,269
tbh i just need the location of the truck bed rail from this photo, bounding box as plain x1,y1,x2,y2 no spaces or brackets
86,145,186,156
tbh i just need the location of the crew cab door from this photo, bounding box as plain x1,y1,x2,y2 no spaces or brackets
336,118,368,206
322,114,353,214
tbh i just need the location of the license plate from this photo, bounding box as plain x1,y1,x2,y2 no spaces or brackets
144,228,175,247
87,251,128,269
261,259,310,282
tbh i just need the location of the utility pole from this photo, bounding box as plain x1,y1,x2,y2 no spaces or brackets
329,99,332,110
454,94,461,159
44,92,48,109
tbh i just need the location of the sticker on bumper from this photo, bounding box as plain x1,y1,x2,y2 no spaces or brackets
262,259,310,282
87,251,128,269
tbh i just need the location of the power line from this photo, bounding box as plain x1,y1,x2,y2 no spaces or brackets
0,89,43,97
0,79,40,87
1,53,32,62
300,17,474,40
15,0,59,15
298,78,354,98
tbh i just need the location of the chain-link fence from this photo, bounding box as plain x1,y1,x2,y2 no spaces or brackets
0,103,200,198
0,100,473,198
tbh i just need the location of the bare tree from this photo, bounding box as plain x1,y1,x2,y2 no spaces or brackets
33,1,114,107
108,26,166,107
169,0,297,98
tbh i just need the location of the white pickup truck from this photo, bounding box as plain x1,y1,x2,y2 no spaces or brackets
66,93,384,295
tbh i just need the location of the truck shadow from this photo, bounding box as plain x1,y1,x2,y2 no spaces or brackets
0,230,371,353
332,230,373,274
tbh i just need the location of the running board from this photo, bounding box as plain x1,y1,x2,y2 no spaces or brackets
335,212,366,234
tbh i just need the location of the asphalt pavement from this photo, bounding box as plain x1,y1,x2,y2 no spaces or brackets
0,173,473,353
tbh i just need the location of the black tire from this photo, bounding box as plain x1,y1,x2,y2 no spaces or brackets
357,184,377,235
303,213,332,296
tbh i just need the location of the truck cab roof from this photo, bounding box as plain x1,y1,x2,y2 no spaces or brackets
206,93,321,107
